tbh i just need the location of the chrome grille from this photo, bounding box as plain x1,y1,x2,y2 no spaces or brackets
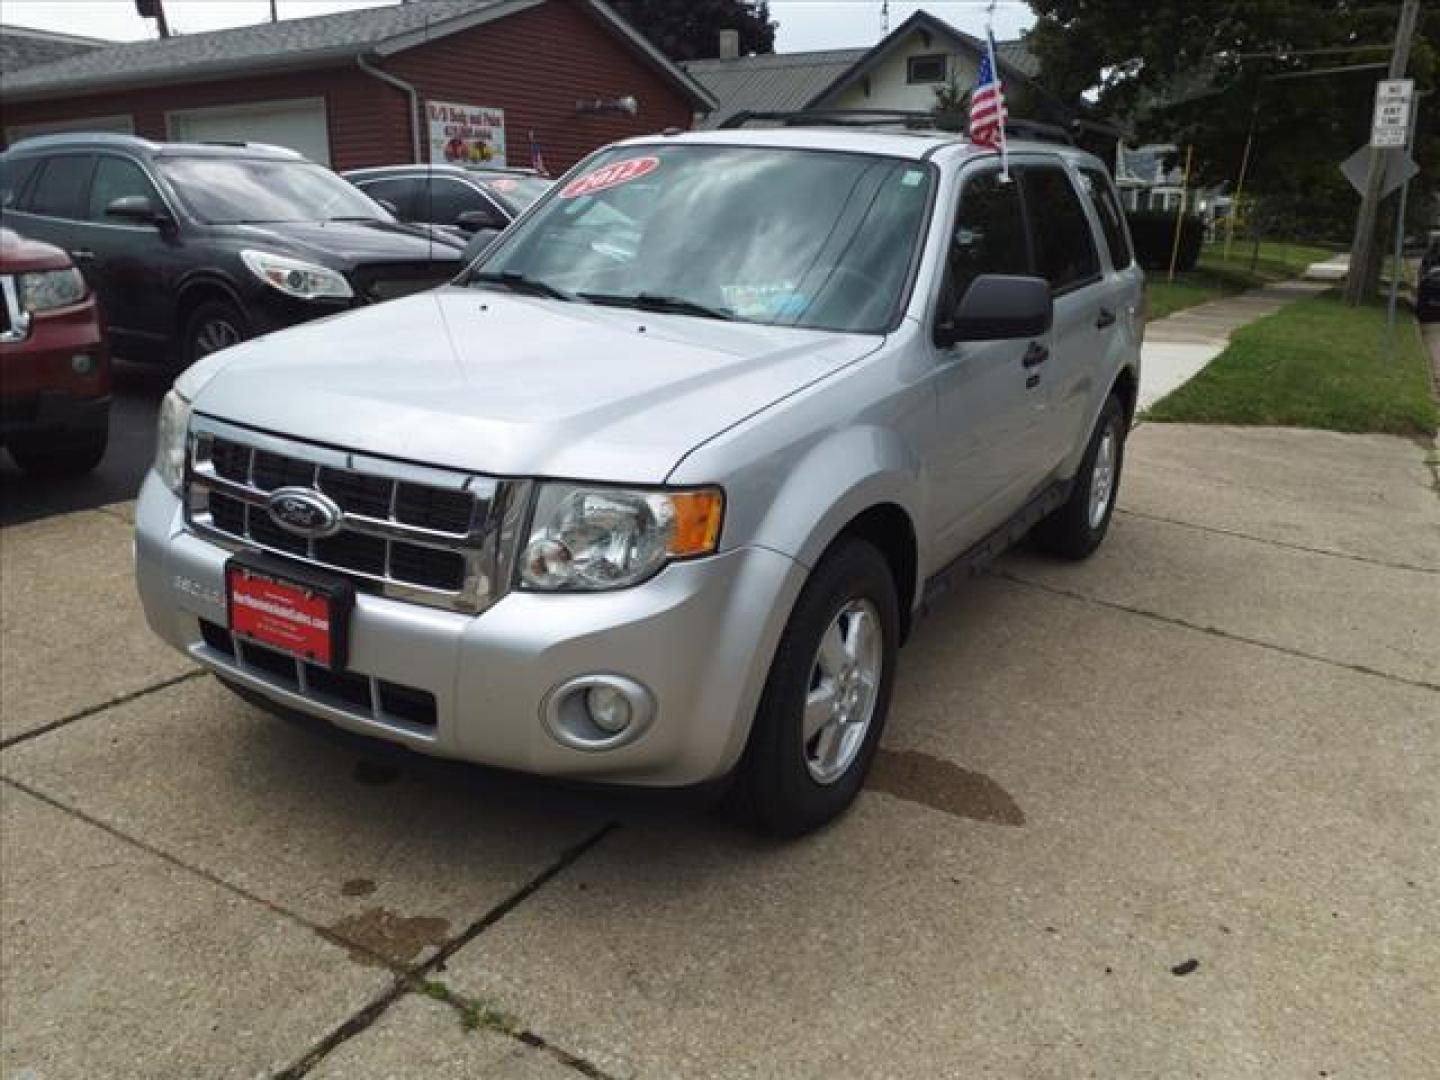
184,416,527,614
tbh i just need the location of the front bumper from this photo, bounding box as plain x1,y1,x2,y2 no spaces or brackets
135,473,806,786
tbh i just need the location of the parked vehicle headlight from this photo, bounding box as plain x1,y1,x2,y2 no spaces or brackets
17,267,86,312
240,250,353,300
153,390,192,494
519,484,724,591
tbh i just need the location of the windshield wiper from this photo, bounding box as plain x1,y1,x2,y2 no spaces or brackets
579,292,734,320
325,215,382,223
470,270,575,302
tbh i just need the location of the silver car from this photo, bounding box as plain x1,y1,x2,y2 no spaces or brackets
136,126,1143,835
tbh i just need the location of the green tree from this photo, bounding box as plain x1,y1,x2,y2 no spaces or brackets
607,0,775,61
1027,0,1439,244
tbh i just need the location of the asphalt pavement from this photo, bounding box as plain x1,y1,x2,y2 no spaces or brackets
0,358,171,527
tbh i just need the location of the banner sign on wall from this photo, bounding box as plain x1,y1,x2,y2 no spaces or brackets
427,101,506,166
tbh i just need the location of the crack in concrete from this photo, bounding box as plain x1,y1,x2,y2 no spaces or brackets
273,823,619,1079
0,669,208,753
994,570,1440,694
0,776,397,970
1114,507,1439,574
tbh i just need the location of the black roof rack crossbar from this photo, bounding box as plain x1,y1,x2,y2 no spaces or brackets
718,110,1078,146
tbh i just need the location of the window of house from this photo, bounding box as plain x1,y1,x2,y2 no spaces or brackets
1018,166,1100,292
942,168,1030,311
27,154,95,219
1077,167,1133,269
87,156,162,221
907,54,948,84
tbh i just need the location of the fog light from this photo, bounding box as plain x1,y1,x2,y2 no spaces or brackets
542,674,655,751
586,684,632,734
71,353,95,376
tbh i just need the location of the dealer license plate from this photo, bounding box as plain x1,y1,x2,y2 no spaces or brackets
225,556,353,669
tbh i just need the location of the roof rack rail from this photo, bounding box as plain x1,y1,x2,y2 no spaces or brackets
718,110,1079,147
719,109,943,131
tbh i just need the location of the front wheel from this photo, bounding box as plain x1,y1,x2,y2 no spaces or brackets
7,421,109,476
735,538,900,837
1033,392,1126,559
182,299,250,368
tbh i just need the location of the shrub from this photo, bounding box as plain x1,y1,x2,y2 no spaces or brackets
1126,210,1204,272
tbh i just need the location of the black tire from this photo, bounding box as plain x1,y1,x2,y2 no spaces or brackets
1033,393,1126,560
183,299,250,367
7,420,109,476
734,538,900,837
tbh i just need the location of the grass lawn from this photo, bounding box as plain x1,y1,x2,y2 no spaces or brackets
1145,241,1342,321
1146,292,1438,436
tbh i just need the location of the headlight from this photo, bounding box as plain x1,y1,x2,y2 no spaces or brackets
240,249,353,300
18,267,86,312
519,484,724,591
153,390,192,494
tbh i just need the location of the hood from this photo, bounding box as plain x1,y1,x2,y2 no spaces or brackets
0,227,72,272
185,286,883,483
228,219,465,265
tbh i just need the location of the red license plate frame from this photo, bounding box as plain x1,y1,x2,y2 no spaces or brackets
225,554,354,670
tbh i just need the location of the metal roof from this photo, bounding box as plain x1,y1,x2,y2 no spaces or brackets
0,0,715,110
683,49,867,130
0,24,109,73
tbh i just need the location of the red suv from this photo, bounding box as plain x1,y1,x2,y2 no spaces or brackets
1,228,110,475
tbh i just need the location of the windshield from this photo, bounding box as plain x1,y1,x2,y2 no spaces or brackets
472,173,551,212
158,157,392,224
472,145,934,333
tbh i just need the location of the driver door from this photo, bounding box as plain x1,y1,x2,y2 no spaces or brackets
926,165,1054,564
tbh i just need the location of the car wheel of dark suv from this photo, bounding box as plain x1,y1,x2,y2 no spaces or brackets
183,300,250,367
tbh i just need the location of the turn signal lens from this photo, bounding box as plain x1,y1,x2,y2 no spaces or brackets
666,490,724,557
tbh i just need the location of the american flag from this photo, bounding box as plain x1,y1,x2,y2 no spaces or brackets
969,34,1006,151
530,130,550,178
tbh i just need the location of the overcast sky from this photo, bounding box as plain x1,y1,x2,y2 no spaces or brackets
1,0,1034,50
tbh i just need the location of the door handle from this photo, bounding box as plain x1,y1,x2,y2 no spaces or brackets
1096,307,1116,329
70,249,96,261
1021,342,1048,368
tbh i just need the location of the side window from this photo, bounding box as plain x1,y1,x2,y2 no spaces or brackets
1018,166,1100,292
1077,167,1132,269
0,156,41,209
424,177,491,225
87,156,162,221
356,176,420,219
28,154,96,219
944,169,1030,309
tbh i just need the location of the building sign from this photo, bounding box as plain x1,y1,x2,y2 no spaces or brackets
427,101,506,166
1370,79,1413,149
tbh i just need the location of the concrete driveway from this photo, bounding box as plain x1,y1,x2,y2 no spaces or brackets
2,421,1437,1079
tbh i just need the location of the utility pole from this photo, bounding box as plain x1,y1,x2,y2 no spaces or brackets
269,0,278,23
1343,0,1419,305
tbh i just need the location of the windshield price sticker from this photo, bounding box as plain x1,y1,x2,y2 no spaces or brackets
561,156,660,199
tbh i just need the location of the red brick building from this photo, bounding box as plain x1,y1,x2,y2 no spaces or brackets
0,0,714,174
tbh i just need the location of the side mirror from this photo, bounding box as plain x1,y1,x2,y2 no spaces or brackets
935,274,1052,346
461,226,502,264
456,207,505,233
106,195,172,228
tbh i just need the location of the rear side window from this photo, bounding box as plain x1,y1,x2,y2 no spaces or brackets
87,156,162,220
0,156,40,208
28,154,96,219
945,169,1030,308
1078,167,1133,269
1018,166,1100,292
356,175,421,219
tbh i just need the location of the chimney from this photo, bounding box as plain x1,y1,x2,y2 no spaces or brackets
718,29,740,60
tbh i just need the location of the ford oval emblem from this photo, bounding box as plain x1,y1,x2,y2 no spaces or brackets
266,487,343,539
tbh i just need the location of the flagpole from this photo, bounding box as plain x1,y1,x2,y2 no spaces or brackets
985,23,1008,181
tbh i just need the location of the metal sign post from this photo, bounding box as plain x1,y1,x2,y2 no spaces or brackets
1384,90,1421,361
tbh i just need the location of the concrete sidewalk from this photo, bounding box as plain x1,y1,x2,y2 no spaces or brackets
1140,279,1328,409
2,422,1438,1078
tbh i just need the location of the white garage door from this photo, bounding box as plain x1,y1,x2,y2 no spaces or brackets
168,98,330,165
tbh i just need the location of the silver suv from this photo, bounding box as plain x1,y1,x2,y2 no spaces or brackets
136,126,1142,835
